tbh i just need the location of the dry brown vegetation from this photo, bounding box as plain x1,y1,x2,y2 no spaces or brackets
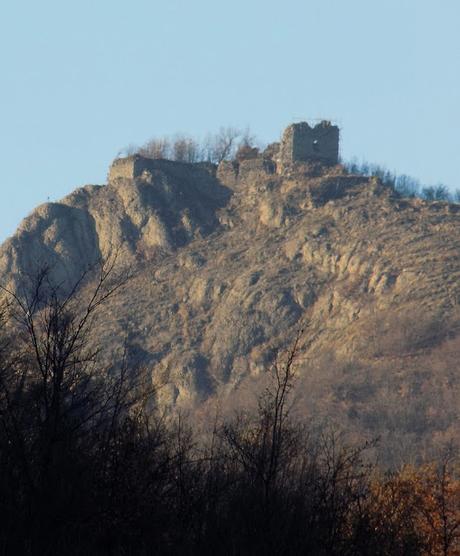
0,269,460,555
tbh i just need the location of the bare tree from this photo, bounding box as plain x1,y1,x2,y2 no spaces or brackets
395,174,421,198
222,328,304,505
0,259,154,552
203,127,241,163
127,126,255,165
172,135,201,163
139,137,171,159
422,184,451,201
238,126,258,148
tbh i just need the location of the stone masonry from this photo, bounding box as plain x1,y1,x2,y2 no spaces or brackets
278,121,339,170
109,121,340,183
108,155,153,181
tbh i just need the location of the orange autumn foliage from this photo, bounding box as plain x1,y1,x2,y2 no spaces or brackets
370,462,460,555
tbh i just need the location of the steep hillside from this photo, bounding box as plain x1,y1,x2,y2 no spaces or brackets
2,142,460,465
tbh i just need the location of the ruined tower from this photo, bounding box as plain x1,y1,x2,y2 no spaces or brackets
278,121,339,170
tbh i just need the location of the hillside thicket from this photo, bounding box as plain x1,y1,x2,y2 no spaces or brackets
0,266,459,555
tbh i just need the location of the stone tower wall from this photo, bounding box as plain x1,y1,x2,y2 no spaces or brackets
279,121,339,169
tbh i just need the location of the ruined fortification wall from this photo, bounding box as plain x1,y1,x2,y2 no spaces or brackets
238,158,275,181
109,156,216,183
216,158,275,188
108,156,146,181
279,121,339,169
109,120,339,186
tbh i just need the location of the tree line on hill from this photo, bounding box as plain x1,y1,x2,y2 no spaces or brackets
344,159,459,203
1,266,458,554
120,127,256,165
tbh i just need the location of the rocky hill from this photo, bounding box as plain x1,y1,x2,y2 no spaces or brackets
2,124,460,465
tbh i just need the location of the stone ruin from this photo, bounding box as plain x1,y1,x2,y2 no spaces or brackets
216,121,340,185
107,155,215,183
278,121,339,170
108,154,150,182
108,121,340,184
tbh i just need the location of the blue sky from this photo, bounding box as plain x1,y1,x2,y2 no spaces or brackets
1,0,459,242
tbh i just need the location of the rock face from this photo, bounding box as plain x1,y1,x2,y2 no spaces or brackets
2,129,460,465
0,159,229,291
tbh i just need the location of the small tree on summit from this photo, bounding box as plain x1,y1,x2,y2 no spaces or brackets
127,126,263,165
172,135,201,163
422,184,451,201
139,137,171,159
203,126,241,163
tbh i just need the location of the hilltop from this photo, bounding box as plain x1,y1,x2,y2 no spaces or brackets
1,122,460,465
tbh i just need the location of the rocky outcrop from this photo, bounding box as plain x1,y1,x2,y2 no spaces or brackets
2,150,460,465
0,159,230,291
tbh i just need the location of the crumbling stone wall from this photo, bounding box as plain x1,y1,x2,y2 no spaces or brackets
108,155,151,181
278,121,339,170
217,157,275,188
239,158,275,179
108,157,224,214
109,155,217,183
109,120,339,186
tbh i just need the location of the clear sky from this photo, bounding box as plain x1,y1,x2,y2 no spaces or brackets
1,0,459,243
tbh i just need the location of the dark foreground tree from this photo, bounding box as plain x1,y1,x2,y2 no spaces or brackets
0,262,163,554
0,268,459,554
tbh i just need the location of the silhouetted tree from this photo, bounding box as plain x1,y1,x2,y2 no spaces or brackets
139,137,171,159
1,270,459,554
422,184,451,201
202,127,241,163
395,174,421,197
172,135,201,163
